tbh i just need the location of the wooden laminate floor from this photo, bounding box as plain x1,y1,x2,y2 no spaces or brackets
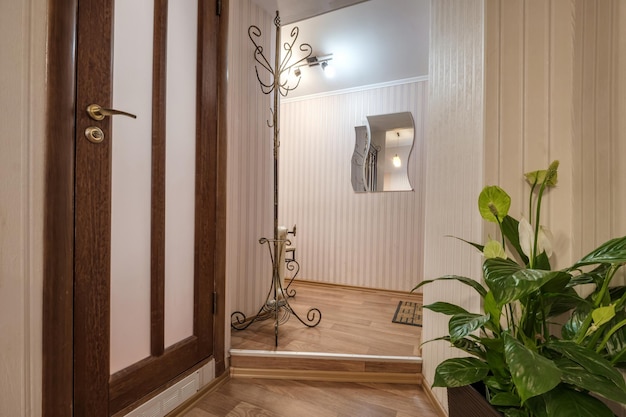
230,280,423,356
182,378,440,417
178,283,438,417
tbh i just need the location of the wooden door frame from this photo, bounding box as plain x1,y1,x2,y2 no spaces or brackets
42,0,228,415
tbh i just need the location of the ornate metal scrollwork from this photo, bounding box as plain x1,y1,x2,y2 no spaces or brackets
231,15,321,346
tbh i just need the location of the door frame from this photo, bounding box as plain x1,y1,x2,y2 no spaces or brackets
42,0,228,415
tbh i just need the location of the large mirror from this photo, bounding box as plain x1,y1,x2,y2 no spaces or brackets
351,111,415,192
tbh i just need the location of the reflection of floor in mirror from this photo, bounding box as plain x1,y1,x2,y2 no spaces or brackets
230,280,422,357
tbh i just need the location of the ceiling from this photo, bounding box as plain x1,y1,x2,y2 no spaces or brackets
250,0,430,98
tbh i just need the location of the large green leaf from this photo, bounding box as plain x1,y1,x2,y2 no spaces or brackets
423,302,469,316
449,313,491,342
503,333,561,403
432,357,489,387
556,358,626,403
542,386,615,417
483,258,568,306
478,185,511,223
412,275,487,297
546,339,626,390
574,236,626,267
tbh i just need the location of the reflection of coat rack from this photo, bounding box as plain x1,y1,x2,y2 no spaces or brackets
230,12,321,347
365,144,379,191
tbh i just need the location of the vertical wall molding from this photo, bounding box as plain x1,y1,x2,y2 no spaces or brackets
0,0,46,415
423,0,625,414
226,1,274,327
422,1,485,412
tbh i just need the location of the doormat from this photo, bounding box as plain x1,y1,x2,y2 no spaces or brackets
392,301,422,327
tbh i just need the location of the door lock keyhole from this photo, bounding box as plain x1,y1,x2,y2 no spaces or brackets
85,126,105,143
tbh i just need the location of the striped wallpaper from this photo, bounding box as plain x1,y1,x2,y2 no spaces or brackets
225,0,428,328
279,79,428,292
225,1,275,341
421,0,485,412
226,8,626,416
423,0,626,412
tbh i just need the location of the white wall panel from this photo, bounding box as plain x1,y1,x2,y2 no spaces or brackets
0,0,45,415
422,0,485,412
278,79,427,292
226,1,274,329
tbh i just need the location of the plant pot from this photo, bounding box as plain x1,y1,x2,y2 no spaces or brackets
448,384,502,417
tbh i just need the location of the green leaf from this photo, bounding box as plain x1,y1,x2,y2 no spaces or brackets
483,258,568,306
490,392,521,406
503,409,530,417
432,357,489,387
448,236,485,253
562,303,591,340
574,236,626,267
412,275,487,298
449,313,491,342
501,215,529,265
479,186,511,223
483,291,502,331
546,339,626,390
485,347,508,379
451,337,487,359
504,333,561,403
603,312,626,359
544,288,583,318
542,386,615,417
592,304,616,329
534,251,551,270
423,302,469,316
484,239,508,259
556,358,626,403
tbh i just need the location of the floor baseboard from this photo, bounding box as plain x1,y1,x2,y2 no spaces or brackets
230,366,422,385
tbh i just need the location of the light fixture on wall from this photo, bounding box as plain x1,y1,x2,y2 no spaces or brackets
392,132,401,167
293,54,334,77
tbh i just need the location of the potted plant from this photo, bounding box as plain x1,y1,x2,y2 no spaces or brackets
415,161,626,417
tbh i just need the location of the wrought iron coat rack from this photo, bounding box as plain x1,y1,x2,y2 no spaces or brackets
230,11,321,346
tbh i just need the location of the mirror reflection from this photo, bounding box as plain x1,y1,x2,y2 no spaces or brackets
352,111,415,192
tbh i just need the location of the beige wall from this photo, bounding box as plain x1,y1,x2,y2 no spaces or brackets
423,0,626,412
226,1,275,333
279,79,427,292
422,0,486,411
0,0,46,416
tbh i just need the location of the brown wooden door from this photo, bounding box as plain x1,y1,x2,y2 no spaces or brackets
73,1,221,414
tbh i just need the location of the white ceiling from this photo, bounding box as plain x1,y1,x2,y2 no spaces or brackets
250,0,430,98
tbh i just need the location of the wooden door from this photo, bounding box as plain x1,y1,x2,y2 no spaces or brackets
73,0,222,414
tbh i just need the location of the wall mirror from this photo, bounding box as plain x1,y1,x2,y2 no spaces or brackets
351,111,415,192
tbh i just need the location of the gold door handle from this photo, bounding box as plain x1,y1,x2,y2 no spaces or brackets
86,104,137,121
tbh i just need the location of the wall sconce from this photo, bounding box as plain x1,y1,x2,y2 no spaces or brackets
294,54,334,77
392,132,401,167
